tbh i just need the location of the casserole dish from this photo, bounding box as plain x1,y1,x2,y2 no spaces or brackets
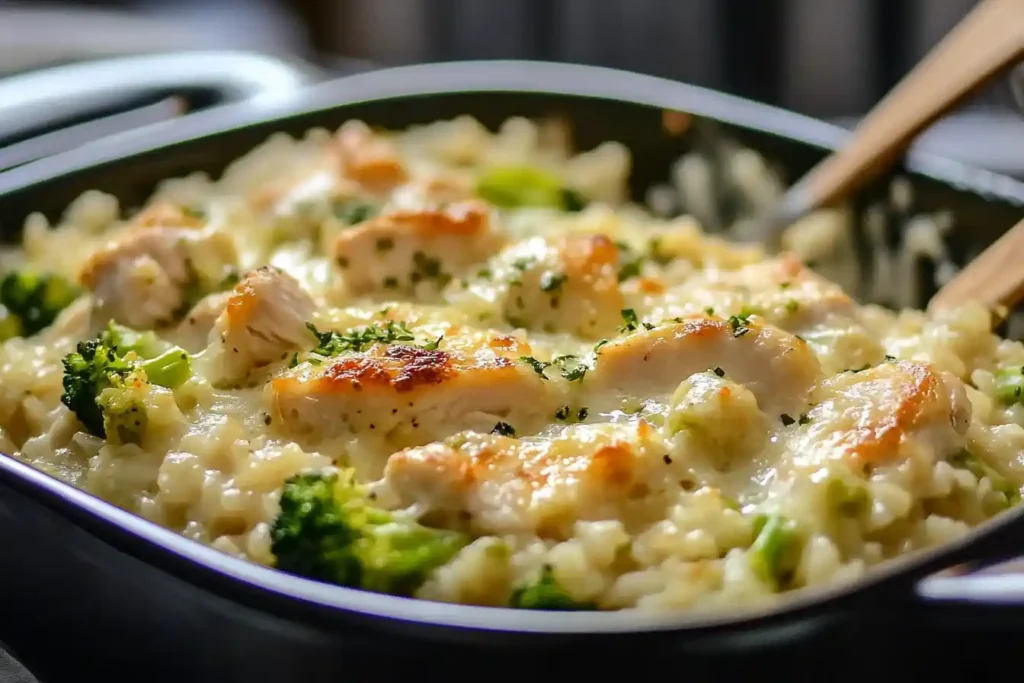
1,60,1024,682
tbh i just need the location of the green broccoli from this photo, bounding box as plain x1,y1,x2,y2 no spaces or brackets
0,271,81,338
509,565,597,611
97,375,150,445
994,366,1024,405
748,513,804,589
99,321,170,359
271,471,468,596
951,449,1021,512
60,328,193,439
477,166,588,211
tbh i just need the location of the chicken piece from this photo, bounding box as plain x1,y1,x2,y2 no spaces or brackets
663,255,884,374
453,233,624,339
270,331,557,453
79,224,238,330
381,422,666,538
785,360,971,472
589,315,821,416
333,120,408,192
332,200,503,297
207,267,317,386
169,291,232,353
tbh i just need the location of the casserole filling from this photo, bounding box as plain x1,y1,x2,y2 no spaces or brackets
2,115,1021,613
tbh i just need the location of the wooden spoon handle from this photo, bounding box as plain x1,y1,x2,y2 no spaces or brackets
795,0,1024,211
929,217,1024,316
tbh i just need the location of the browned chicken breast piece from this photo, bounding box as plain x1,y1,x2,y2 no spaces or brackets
207,266,317,386
332,200,504,297
78,205,237,329
381,421,668,538
785,360,971,472
588,315,822,416
270,330,557,452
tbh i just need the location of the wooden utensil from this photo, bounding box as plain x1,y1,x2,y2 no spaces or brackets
928,216,1024,317
764,0,1024,237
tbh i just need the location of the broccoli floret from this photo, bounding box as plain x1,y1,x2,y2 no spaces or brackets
0,305,24,341
509,565,596,611
97,375,150,445
61,340,135,437
271,471,468,596
477,166,588,211
0,271,81,337
994,366,1024,405
99,321,170,359
60,329,193,438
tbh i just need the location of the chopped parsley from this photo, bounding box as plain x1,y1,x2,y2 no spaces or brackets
729,315,753,335
615,241,644,282
410,251,450,287
333,200,377,225
552,354,588,382
798,413,812,425
539,271,567,292
554,405,589,423
884,355,896,362
703,306,715,316
561,188,588,212
422,335,444,351
780,413,795,426
618,308,640,333
648,237,672,266
593,338,611,354
306,320,416,356
712,367,725,378
491,422,517,437
784,300,799,313
519,356,552,379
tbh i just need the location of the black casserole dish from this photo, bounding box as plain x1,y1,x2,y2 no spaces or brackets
1,61,1024,681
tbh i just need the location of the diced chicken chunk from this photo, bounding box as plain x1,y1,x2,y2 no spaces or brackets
207,267,317,386
270,332,557,454
332,200,504,296
333,120,408,192
79,219,238,329
786,360,971,471
589,315,821,416
454,233,624,338
382,422,666,538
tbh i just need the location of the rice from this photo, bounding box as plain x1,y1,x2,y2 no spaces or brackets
1,114,1021,614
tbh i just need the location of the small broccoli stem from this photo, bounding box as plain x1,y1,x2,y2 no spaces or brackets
141,348,192,388
950,449,1021,511
509,565,596,611
824,477,871,518
476,165,586,210
994,366,1024,405
748,514,804,589
101,322,169,359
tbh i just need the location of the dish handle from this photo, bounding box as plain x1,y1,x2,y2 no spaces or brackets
911,508,1024,623
0,51,318,169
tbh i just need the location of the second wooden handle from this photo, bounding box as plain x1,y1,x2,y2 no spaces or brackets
803,0,1024,210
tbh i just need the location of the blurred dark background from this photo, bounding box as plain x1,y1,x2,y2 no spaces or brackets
3,0,1022,176
0,0,1005,115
